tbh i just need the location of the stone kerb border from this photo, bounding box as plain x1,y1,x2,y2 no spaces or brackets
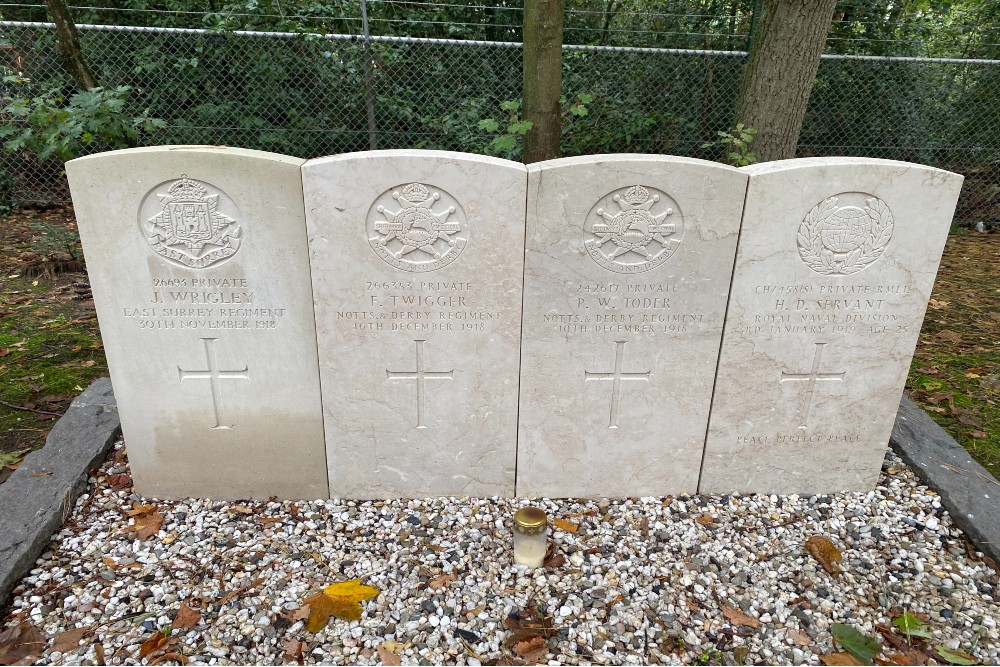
63,147,964,501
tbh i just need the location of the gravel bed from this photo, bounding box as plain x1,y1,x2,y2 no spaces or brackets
2,441,998,666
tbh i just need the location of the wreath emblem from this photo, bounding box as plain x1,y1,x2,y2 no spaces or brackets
796,194,893,275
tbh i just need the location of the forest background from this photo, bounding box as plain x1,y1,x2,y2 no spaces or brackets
1,0,1000,227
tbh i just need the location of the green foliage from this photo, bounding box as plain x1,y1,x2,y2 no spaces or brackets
0,79,165,162
831,623,880,665
702,123,757,167
477,99,533,160
893,612,934,641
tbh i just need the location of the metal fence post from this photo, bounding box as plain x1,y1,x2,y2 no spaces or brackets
360,0,378,150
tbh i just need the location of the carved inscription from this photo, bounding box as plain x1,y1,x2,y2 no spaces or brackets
139,176,242,269
736,283,914,337
779,342,847,428
177,337,249,429
797,192,893,275
585,185,682,274
338,281,498,333
585,340,651,428
123,277,286,331
367,183,468,272
386,339,454,428
539,282,709,336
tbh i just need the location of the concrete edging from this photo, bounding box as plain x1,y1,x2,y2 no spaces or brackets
0,378,120,609
890,395,1000,565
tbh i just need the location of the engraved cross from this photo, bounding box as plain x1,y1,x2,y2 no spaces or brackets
585,340,651,429
780,342,847,428
386,339,454,429
177,337,249,429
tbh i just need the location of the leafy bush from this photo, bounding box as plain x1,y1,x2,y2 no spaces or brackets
0,79,165,162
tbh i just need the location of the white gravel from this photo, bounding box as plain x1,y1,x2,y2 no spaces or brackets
3,440,998,665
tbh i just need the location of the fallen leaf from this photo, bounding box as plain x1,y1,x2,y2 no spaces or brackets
106,473,132,490
542,543,566,569
934,645,978,665
30,470,53,477
218,576,265,605
377,643,402,666
139,631,172,658
0,349,8,357
130,510,164,541
696,513,715,526
734,646,751,663
81,360,96,367
821,652,866,666
721,604,761,628
937,330,963,344
0,622,45,665
928,299,949,309
892,611,933,640
128,503,156,516
150,652,189,665
513,635,548,663
806,535,843,576
553,518,579,534
50,627,90,654
283,639,307,664
300,579,380,632
173,603,202,630
786,628,812,646
94,642,105,664
832,623,880,664
462,605,486,618
229,505,254,514
428,574,456,591
259,517,284,524
970,430,989,439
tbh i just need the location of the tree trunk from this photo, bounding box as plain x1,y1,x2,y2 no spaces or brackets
45,0,97,90
733,0,836,162
523,0,564,164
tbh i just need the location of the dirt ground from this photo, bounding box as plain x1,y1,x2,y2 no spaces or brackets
1,207,998,481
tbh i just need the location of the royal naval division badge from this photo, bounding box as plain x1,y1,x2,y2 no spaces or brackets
797,193,894,275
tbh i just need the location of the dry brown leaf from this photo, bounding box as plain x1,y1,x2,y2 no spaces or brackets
260,517,284,524
139,631,172,658
786,628,812,647
94,642,105,664
542,543,567,569
300,580,380,632
820,652,865,666
553,518,579,534
377,643,402,666
936,330,963,344
218,576,265,606
229,505,254,514
513,635,548,663
970,430,989,439
721,604,761,628
695,513,715,526
134,511,164,540
0,621,45,665
127,503,156,516
805,535,843,576
283,639,307,664
173,603,202,631
50,627,90,654
149,652,189,665
428,574,456,591
462,605,486,618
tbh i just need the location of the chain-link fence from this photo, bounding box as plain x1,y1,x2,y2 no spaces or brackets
1,17,999,225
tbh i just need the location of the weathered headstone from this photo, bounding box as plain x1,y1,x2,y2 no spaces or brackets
303,150,527,498
516,155,748,497
700,158,963,494
67,147,328,499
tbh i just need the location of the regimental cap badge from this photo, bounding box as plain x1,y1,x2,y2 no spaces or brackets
367,181,468,273
140,174,243,269
585,183,682,274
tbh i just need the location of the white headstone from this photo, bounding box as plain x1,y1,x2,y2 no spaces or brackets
701,158,964,494
303,150,527,498
516,155,748,497
67,146,328,499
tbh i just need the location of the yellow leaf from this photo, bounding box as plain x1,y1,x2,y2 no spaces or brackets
300,580,381,632
553,518,579,534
